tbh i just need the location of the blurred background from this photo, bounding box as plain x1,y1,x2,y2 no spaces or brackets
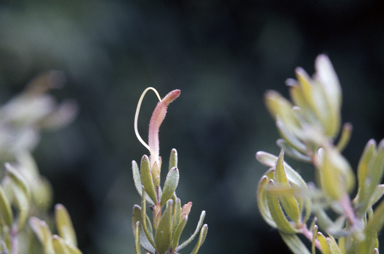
0,0,384,253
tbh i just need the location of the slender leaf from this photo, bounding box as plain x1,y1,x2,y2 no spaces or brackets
279,230,311,254
190,224,208,254
177,211,206,251
160,168,179,207
155,200,173,254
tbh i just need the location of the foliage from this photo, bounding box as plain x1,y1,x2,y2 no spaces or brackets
256,54,384,253
0,71,80,254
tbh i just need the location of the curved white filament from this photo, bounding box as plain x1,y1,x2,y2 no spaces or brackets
134,87,162,151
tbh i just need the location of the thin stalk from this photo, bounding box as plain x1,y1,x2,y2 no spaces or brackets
10,225,17,254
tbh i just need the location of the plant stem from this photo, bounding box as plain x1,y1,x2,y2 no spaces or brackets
339,194,362,238
10,225,17,254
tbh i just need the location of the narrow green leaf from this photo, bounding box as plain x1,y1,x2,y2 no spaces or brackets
160,167,179,207
172,215,188,249
132,161,143,196
288,82,313,122
155,200,173,254
357,198,384,253
266,180,298,234
256,175,277,228
277,139,311,162
279,230,311,254
320,149,346,200
140,190,156,252
315,54,342,113
55,204,77,247
276,118,307,154
65,243,82,254
367,140,384,199
336,123,352,152
190,224,208,254
256,152,307,189
177,211,206,251
317,232,331,254
5,163,31,200
12,183,29,230
172,198,181,233
274,150,300,224
0,185,13,228
140,155,157,204
357,140,376,202
134,221,142,254
29,217,55,254
52,235,70,254
132,205,155,253
265,90,303,142
338,237,346,254
311,225,318,254
169,149,178,172
327,236,342,254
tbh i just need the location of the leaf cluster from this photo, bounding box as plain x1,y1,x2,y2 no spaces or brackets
257,55,384,254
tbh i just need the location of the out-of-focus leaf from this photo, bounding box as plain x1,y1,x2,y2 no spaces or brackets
338,237,346,254
366,140,384,199
5,162,31,200
256,151,307,189
266,180,298,234
12,182,29,230
320,147,354,200
315,54,342,114
277,139,311,162
55,204,77,247
32,176,53,211
274,150,300,224
276,118,306,154
336,123,352,152
52,235,70,254
190,224,208,254
29,217,55,254
357,140,384,216
0,185,13,228
257,175,277,228
317,232,331,254
155,200,173,254
311,225,318,254
140,155,157,204
358,198,384,253
327,236,342,254
279,230,311,254
265,90,300,132
356,139,376,204
160,167,179,207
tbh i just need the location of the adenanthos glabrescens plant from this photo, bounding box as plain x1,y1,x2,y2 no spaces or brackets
0,71,81,254
132,87,208,254
256,54,384,254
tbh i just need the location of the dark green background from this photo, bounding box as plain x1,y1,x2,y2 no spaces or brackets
0,0,383,253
